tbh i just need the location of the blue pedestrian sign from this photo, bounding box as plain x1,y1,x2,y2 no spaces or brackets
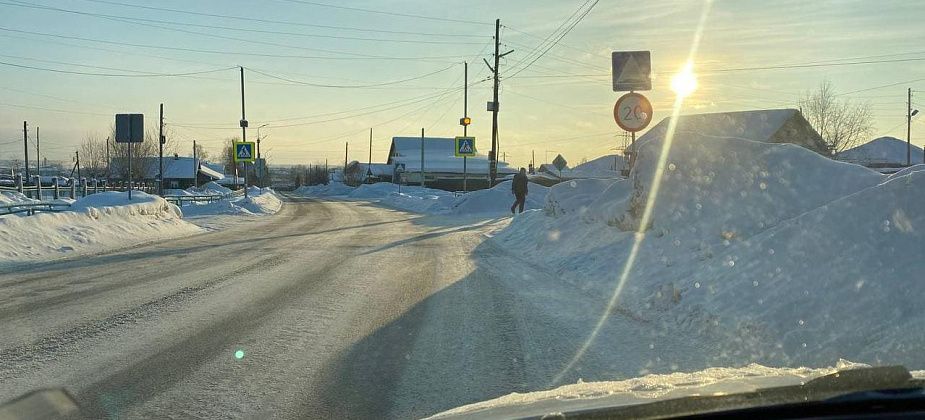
233,142,256,163
454,136,476,157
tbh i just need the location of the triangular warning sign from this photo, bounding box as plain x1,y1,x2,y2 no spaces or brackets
237,144,251,158
460,141,473,153
617,55,645,83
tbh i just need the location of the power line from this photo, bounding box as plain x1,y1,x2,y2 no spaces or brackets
4,0,487,46
245,64,456,89
838,77,925,96
0,60,236,78
706,57,925,73
507,0,600,79
275,0,493,26
75,0,487,38
0,26,480,62
0,102,112,116
0,2,476,62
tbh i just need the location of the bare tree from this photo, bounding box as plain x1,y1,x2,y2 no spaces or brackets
79,133,108,178
193,142,210,162
800,81,874,156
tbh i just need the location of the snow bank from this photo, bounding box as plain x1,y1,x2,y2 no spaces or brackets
569,154,626,178
188,181,233,196
292,182,355,197
489,122,925,373
181,188,282,218
0,192,202,264
450,180,548,215
0,191,37,205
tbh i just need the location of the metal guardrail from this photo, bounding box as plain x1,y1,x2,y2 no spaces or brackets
0,202,72,216
163,189,245,206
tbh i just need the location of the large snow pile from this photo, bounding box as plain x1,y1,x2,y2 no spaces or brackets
0,191,37,205
569,154,626,178
489,117,925,377
292,182,355,197
181,188,282,218
450,180,548,215
0,192,202,265
189,181,233,196
840,136,924,165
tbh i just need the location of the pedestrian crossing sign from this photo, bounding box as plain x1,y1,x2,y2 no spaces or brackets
234,142,256,163
454,136,476,157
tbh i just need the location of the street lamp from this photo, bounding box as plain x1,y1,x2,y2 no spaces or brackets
256,124,269,159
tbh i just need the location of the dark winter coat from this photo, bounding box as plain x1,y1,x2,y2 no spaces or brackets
512,173,528,196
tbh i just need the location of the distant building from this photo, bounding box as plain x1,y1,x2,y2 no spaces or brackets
838,136,924,173
110,156,224,189
385,136,516,191
633,109,829,159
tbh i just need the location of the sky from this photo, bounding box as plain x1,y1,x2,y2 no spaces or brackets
1,0,924,168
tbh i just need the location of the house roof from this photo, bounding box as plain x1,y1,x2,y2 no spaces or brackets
636,109,828,155
386,136,515,174
110,157,224,180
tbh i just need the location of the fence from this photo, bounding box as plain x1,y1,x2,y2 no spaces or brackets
1,174,241,216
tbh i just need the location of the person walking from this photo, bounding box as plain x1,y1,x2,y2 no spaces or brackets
511,167,528,214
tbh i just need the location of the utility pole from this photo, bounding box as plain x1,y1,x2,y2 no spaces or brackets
75,150,81,180
368,128,373,183
106,137,110,182
158,103,164,196
484,19,513,186
420,127,425,188
23,121,29,181
193,139,197,160
240,66,249,198
908,88,914,166
35,126,40,177
344,141,349,183
462,61,469,192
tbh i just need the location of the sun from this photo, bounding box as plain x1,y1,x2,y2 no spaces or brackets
671,62,698,98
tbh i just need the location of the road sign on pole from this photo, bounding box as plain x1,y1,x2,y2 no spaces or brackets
614,92,654,132
115,114,144,143
552,154,568,172
612,51,652,92
233,142,256,163
454,136,476,157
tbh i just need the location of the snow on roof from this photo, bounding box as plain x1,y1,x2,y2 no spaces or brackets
839,136,924,165
386,137,515,174
637,109,828,155
110,157,224,180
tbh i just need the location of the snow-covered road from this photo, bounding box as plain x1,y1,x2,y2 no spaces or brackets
0,196,534,418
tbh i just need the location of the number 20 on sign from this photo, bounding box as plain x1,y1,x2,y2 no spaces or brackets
613,92,653,133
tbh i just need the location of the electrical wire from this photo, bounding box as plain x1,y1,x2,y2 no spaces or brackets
75,0,488,38
275,0,493,26
0,60,236,78
0,102,112,116
506,0,600,79
245,64,456,89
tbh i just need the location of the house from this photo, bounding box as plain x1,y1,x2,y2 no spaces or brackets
838,136,924,173
385,136,516,191
110,156,224,189
631,109,829,162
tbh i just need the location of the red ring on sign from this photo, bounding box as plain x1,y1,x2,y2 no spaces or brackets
613,92,653,133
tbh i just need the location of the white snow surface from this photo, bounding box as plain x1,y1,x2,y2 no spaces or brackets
566,154,627,178
0,192,202,265
488,125,925,379
179,187,283,231
433,360,886,419
840,136,925,165
293,181,549,216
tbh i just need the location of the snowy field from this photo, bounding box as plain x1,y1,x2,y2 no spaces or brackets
0,184,282,266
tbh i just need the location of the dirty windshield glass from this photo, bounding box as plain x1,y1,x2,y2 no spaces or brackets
1,1,924,419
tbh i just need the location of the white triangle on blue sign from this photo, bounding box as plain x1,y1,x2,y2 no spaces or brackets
237,144,251,158
459,141,473,154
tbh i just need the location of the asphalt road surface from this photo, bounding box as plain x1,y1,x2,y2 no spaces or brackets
0,196,532,419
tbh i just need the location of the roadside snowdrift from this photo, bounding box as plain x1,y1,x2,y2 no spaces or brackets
491,121,925,374
180,187,282,230
0,192,202,264
293,180,549,216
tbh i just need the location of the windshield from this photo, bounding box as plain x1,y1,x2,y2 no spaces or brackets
1,1,924,419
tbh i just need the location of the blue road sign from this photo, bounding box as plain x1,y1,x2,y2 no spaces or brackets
612,51,651,92
234,142,255,163
455,136,476,157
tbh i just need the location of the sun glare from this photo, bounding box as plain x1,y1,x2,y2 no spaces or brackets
671,62,698,97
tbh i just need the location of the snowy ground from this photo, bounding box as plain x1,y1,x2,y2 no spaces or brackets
0,184,282,266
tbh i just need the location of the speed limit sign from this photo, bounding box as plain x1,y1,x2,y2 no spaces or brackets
613,92,653,132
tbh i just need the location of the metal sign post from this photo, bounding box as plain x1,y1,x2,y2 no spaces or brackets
234,141,256,198
454,136,476,193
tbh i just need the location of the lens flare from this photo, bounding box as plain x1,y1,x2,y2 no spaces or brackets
671,62,698,98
